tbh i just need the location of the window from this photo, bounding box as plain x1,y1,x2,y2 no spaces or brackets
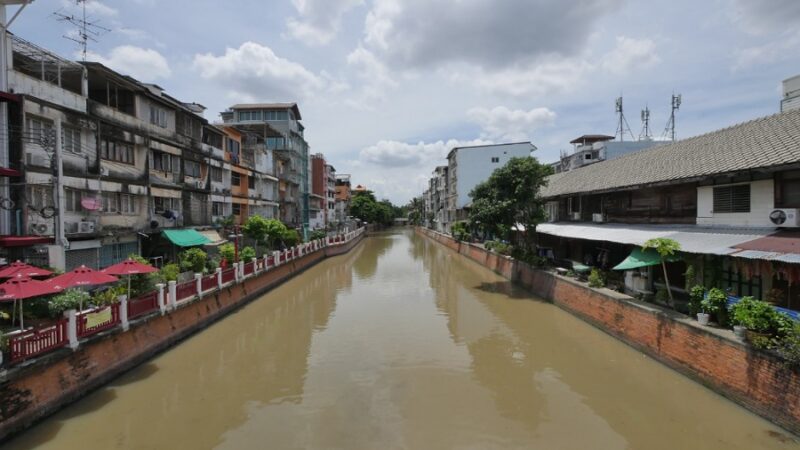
232,172,241,186
776,170,800,208
28,185,52,210
154,197,179,214
713,184,750,213
149,105,168,128
63,126,81,154
266,137,285,149
149,150,173,172
184,160,201,178
120,194,137,214
491,157,499,163
248,175,255,189
101,139,135,164
238,110,262,121
263,110,289,121
102,192,119,213
210,166,223,182
26,116,54,147
64,188,86,212
212,202,224,216
232,203,242,216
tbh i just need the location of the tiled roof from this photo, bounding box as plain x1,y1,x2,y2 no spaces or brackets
541,108,800,198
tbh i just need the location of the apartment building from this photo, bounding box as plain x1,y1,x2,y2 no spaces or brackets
444,142,535,232
310,153,336,230
334,174,351,226
220,103,307,233
539,108,800,309
325,163,336,226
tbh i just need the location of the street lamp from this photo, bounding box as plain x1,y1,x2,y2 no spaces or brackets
227,225,244,262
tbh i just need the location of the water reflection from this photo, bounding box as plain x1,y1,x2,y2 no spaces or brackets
4,230,798,450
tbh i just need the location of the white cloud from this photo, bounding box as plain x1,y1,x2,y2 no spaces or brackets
286,0,363,46
345,47,397,108
61,0,118,17
601,36,660,74
730,0,800,35
467,106,556,142
193,42,325,101
86,46,170,81
459,57,593,97
361,0,623,69
359,138,491,167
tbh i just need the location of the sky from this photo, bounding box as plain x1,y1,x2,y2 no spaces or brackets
11,0,800,204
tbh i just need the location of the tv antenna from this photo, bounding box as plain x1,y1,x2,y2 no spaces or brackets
662,93,681,141
614,96,635,142
53,0,111,61
639,105,652,141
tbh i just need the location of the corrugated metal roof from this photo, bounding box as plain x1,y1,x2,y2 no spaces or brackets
541,108,800,198
538,223,774,255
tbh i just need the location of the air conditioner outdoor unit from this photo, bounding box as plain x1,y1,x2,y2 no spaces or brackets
195,180,204,189
25,153,50,168
769,209,800,228
592,213,605,223
64,221,79,234
29,222,52,236
78,221,96,234
570,212,581,221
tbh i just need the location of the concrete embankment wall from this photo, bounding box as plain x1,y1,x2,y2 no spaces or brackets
416,227,800,435
0,235,363,442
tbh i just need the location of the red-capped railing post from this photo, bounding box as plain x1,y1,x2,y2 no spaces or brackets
120,295,129,331
156,283,166,315
168,281,177,310
65,309,78,350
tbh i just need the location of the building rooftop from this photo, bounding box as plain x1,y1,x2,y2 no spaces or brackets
569,134,615,144
229,103,302,120
541,108,800,198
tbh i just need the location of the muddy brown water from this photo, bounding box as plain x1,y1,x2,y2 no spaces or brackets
3,231,799,449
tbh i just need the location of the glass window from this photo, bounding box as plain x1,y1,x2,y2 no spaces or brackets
103,192,119,213
27,116,54,147
248,175,255,189
154,197,178,214
210,166,223,182
212,202,224,216
232,203,241,216
185,160,201,178
149,105,168,128
232,172,241,186
63,126,81,153
101,139,135,164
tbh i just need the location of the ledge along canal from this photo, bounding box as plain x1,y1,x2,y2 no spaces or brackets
4,230,799,449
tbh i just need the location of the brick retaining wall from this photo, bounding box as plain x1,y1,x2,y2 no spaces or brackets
0,234,364,441
416,227,800,435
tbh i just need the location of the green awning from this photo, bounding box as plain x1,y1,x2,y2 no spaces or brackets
612,248,680,271
162,229,211,247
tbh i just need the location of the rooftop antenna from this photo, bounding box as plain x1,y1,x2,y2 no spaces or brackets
614,96,635,142
639,105,652,141
53,0,111,61
662,93,682,141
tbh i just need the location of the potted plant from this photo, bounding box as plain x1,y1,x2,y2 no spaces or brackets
729,296,785,347
700,288,727,326
688,285,705,319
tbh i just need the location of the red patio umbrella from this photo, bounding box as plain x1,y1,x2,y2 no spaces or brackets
46,265,119,311
0,274,63,329
0,261,53,279
46,265,119,290
101,259,158,299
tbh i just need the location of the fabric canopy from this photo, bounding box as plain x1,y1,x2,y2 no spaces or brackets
163,229,211,247
612,248,681,271
199,230,227,246
0,261,53,279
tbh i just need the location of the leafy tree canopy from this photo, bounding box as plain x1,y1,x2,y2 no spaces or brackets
468,156,552,250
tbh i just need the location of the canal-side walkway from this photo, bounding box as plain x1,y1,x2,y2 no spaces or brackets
0,228,366,442
417,227,800,437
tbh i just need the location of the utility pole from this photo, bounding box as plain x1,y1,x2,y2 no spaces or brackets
0,1,33,236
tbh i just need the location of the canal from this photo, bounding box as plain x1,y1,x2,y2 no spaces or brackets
4,230,799,449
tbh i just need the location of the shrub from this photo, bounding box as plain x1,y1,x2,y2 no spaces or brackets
684,264,696,291
0,331,8,353
219,243,235,265
127,254,156,297
485,240,513,255
565,269,576,278
775,322,800,367
48,289,90,317
702,288,729,325
282,229,300,247
241,246,256,262
91,286,124,307
451,222,469,242
309,229,326,241
158,263,181,283
588,268,605,288
688,285,705,317
179,248,208,273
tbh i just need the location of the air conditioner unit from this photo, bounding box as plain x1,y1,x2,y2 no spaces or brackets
78,220,96,234
570,212,581,221
29,222,53,236
195,180,205,189
64,221,79,234
769,209,800,228
592,213,605,223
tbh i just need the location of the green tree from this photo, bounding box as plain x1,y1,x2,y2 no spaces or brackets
241,246,256,261
350,190,399,226
219,243,235,264
242,215,271,255
180,248,208,273
468,156,552,253
642,237,681,303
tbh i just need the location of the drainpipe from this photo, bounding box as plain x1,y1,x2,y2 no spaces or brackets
54,119,68,268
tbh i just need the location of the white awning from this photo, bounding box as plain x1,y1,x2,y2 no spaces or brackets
199,230,226,246
538,222,774,255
